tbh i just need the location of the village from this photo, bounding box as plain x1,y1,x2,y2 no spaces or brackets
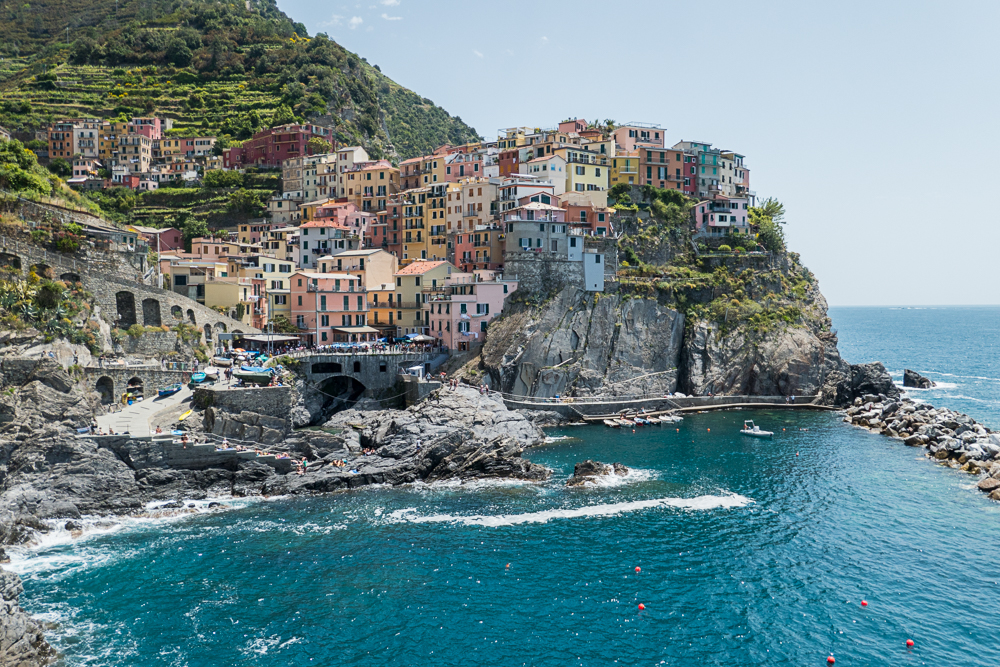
3,116,754,352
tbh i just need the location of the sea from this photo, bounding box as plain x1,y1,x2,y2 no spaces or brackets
8,306,1000,666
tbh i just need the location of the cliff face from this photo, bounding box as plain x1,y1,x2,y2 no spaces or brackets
483,258,893,406
482,288,684,398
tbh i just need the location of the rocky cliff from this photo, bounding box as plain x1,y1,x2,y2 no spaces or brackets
0,567,51,667
483,252,894,406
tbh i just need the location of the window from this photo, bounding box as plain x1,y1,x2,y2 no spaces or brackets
320,295,327,311
575,166,585,175
343,295,349,310
415,277,421,286
274,295,287,305
297,295,302,306
396,277,401,286
595,254,601,264
321,315,329,327
460,303,467,314
321,331,327,342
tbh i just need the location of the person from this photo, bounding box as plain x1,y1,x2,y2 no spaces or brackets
155,426,163,434
221,437,229,448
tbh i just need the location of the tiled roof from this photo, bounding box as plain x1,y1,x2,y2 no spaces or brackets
395,260,448,276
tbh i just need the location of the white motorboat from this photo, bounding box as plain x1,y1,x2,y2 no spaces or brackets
740,420,773,438
658,415,683,423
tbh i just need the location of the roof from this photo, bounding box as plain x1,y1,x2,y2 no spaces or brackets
517,201,563,211
395,260,449,276
293,272,361,280
300,220,352,229
327,248,383,257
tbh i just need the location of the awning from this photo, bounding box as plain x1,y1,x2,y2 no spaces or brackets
234,334,303,342
334,326,380,334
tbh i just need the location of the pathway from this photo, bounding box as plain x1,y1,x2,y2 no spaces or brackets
95,385,193,437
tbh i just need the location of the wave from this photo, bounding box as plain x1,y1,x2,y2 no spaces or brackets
388,493,752,527
543,435,577,443
565,466,658,488
897,381,959,391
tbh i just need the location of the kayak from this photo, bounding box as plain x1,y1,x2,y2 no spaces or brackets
178,409,193,421
158,384,182,398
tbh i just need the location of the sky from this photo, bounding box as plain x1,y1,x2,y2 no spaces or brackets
278,0,1000,306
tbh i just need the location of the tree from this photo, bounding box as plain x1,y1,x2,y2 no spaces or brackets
181,216,209,251
307,136,332,155
757,197,785,225
749,205,786,253
203,169,243,188
166,39,192,67
269,103,296,128
268,315,300,334
226,189,265,217
47,158,71,178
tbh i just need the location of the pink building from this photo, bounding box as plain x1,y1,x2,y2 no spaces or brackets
443,152,482,181
424,272,518,351
289,271,375,344
131,117,170,141
558,118,587,134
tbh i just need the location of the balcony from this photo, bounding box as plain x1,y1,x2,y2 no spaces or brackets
307,283,318,292
462,210,481,217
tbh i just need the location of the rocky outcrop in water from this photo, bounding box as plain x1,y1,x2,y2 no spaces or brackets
845,395,1000,498
0,566,52,667
566,460,629,486
903,369,935,389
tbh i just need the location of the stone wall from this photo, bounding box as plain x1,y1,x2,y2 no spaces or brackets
82,367,191,403
301,352,437,396
193,385,292,417
0,235,253,344
504,244,619,298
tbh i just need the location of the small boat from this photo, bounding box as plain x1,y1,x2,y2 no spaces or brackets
158,384,182,398
603,419,620,428
659,415,683,424
634,417,650,425
241,364,273,374
740,420,773,438
212,357,233,367
618,418,635,426
178,410,193,421
644,416,661,424
204,370,219,381
234,370,273,385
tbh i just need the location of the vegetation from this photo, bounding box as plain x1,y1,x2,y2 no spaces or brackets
0,0,480,159
0,272,102,352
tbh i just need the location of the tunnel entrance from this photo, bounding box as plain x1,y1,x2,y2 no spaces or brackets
315,376,366,422
95,376,114,404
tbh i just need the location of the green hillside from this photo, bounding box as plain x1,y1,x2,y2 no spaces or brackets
0,0,480,160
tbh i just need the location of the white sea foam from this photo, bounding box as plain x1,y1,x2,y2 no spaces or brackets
543,435,577,443
389,493,752,527
898,381,959,391
565,466,658,488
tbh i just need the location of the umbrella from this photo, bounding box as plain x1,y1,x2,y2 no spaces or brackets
411,334,436,343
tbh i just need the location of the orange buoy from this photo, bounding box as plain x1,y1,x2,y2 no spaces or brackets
635,566,641,573
506,563,510,569
796,452,800,456
827,656,835,664
906,639,914,648
707,428,710,432
638,603,645,611
861,600,867,607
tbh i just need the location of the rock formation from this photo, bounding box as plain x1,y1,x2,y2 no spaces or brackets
903,369,935,389
566,460,629,486
0,567,52,667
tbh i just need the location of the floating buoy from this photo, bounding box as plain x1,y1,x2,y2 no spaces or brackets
827,656,835,664
632,429,636,433
676,428,679,432
906,639,914,648
707,428,710,432
506,563,510,569
638,603,645,611
861,600,867,607
635,566,641,573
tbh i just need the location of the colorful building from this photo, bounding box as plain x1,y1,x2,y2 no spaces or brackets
393,260,455,336
223,123,335,169
423,271,518,350
289,272,374,344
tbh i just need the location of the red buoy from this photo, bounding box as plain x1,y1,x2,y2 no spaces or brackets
906,639,914,648
638,603,645,611
861,600,867,607
635,566,641,573
707,428,711,432
827,656,835,664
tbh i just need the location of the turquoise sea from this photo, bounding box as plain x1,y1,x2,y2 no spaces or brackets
10,306,1000,666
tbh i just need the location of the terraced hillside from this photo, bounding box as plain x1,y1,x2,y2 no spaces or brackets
0,0,480,160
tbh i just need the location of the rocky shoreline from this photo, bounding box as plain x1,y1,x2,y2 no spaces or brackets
844,392,1000,498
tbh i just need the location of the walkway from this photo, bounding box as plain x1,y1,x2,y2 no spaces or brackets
95,385,193,438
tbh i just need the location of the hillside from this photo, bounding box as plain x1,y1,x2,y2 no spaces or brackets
0,0,480,160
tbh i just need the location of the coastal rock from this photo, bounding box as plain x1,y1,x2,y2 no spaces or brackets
0,566,52,667
978,478,1000,493
566,460,629,486
903,369,935,389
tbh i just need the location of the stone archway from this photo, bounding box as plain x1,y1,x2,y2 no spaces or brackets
60,272,81,284
95,376,115,404
142,298,161,327
0,253,22,271
203,324,212,343
315,376,366,421
126,376,144,398
116,291,137,328
171,305,183,320
187,309,196,324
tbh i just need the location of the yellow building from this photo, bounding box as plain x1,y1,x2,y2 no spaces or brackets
343,161,400,213
393,260,455,335
611,151,640,186
557,146,609,195
400,187,428,264
425,184,450,262
256,258,297,324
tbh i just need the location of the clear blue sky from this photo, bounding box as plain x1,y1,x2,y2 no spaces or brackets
278,0,1000,306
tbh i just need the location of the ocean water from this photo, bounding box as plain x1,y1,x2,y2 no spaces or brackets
9,307,1000,666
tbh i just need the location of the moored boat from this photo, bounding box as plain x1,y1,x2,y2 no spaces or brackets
212,356,233,367
157,383,182,398
740,420,773,438
234,370,273,385
603,419,620,428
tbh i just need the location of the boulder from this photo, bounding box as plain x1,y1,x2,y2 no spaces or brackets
903,369,935,389
978,478,1000,493
566,460,629,486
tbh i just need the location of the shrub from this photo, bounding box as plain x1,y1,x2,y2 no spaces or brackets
126,324,145,338
734,246,746,253
718,245,732,252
